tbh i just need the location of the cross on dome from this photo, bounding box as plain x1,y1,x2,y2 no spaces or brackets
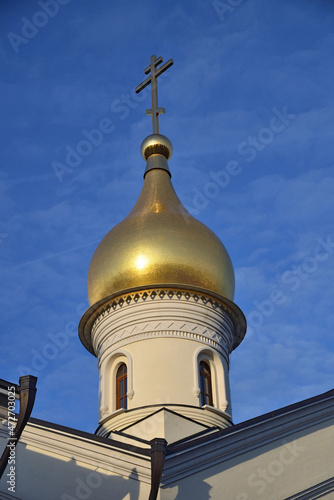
135,54,174,134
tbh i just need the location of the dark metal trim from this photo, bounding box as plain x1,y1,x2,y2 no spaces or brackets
0,375,37,479
28,415,151,456
165,426,219,449
96,404,218,432
120,406,212,433
0,379,20,395
149,438,167,500
168,388,334,454
104,428,151,445
144,153,171,176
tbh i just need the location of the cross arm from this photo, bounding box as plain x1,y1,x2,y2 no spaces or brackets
144,56,163,75
155,58,174,80
135,58,174,94
135,75,152,94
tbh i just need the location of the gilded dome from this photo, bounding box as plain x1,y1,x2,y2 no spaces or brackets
87,135,235,306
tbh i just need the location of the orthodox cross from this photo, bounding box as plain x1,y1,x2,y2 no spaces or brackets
135,55,174,134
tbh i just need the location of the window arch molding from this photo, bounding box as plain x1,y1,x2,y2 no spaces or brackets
193,347,220,408
199,360,213,406
100,349,134,415
116,362,127,410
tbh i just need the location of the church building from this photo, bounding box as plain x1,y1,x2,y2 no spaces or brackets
0,55,333,500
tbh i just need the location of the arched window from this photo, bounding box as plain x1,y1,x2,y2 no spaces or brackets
116,363,127,410
199,361,213,406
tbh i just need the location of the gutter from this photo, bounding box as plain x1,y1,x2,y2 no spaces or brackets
0,375,37,479
148,438,167,500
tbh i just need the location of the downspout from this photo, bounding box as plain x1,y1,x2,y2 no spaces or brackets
0,375,37,479
148,438,167,500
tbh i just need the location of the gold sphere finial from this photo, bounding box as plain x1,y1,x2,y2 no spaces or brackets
141,134,173,161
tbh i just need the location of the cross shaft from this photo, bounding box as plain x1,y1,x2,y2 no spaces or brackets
135,55,174,134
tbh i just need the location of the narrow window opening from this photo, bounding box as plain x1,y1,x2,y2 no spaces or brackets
199,360,213,406
116,363,127,410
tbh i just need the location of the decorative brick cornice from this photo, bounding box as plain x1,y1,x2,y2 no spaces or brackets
92,289,234,359
79,285,246,356
99,328,231,365
92,288,233,333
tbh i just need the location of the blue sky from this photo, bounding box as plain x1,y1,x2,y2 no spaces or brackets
0,0,333,433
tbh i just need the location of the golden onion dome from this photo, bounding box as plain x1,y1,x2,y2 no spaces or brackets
87,134,235,306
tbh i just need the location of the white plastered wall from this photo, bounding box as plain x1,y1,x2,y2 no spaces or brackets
93,290,237,437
